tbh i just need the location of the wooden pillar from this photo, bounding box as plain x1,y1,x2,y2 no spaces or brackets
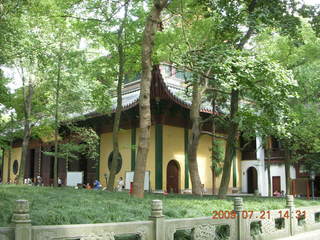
24,149,31,178
41,146,51,186
307,179,310,200
155,124,163,190
184,128,189,189
291,179,296,197
131,128,136,171
34,148,41,182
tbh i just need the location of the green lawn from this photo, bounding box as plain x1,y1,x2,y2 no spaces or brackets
0,185,319,227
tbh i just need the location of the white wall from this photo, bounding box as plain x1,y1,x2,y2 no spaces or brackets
241,136,297,196
269,165,296,194
241,161,297,196
240,137,268,196
241,160,267,195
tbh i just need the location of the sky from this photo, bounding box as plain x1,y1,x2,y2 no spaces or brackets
304,0,320,4
3,67,21,93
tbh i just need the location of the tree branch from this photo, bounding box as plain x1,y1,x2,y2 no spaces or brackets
200,115,214,124
236,26,254,50
201,131,227,140
50,15,108,22
205,87,231,95
236,0,258,50
47,0,128,23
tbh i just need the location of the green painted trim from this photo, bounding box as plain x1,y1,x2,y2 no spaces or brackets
0,148,3,182
184,128,189,188
131,128,136,171
155,124,163,190
97,136,101,180
233,155,237,187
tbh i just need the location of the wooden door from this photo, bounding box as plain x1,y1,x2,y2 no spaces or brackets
247,167,258,194
167,160,179,193
272,176,281,193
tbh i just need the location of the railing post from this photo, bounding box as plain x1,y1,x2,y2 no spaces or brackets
286,195,296,236
11,200,32,240
234,197,246,240
149,199,164,240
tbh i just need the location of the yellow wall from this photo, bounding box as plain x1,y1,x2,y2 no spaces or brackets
143,126,156,190
197,134,213,190
2,150,8,182
163,125,185,191
237,148,242,191
2,147,22,182
99,127,156,189
99,124,242,193
2,125,242,193
208,138,242,193
100,129,132,186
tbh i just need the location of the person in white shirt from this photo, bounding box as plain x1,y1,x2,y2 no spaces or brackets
117,177,124,192
58,177,62,187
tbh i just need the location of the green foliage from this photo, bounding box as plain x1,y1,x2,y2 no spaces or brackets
0,185,319,227
0,70,10,106
158,0,301,140
211,139,224,177
254,21,320,166
0,0,114,148
70,125,100,162
43,125,99,165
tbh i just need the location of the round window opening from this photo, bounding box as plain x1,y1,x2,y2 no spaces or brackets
108,151,122,174
13,160,19,175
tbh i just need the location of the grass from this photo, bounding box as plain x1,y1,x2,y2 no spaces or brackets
0,185,319,227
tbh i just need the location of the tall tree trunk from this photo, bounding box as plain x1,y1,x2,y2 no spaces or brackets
211,94,217,195
217,0,257,198
188,81,203,196
212,169,215,195
218,89,239,198
65,155,68,180
266,138,272,196
18,74,33,185
7,114,13,183
132,0,168,198
107,1,128,191
8,145,12,183
53,50,62,187
285,148,291,195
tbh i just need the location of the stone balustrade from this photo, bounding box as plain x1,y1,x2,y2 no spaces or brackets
0,196,320,240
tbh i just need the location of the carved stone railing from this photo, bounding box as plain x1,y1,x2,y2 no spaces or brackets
1,196,320,240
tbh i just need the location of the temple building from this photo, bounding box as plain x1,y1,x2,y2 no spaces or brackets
0,64,317,196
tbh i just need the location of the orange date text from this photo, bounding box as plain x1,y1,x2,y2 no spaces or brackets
211,210,306,219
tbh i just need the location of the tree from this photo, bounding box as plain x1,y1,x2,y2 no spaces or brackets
156,0,224,195
107,1,129,191
185,0,310,199
0,0,100,184
71,0,145,190
254,21,320,194
132,0,169,198
158,0,298,196
211,138,224,195
43,23,96,187
44,125,99,177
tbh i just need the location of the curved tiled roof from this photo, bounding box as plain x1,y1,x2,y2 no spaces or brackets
85,64,219,119
110,64,214,114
